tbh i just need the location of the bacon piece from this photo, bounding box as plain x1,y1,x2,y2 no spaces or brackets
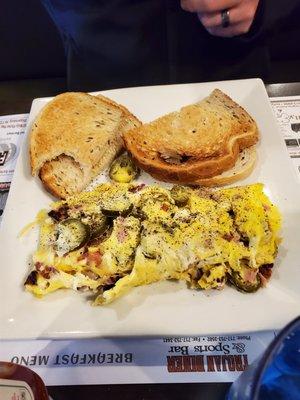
35,262,57,279
161,203,169,211
128,184,146,193
78,251,102,266
87,252,102,265
243,268,258,284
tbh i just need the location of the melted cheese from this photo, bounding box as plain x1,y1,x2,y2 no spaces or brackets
24,182,282,304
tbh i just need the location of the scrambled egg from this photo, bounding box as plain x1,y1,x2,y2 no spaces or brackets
24,183,281,305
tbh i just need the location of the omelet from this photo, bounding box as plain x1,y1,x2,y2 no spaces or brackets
24,182,281,305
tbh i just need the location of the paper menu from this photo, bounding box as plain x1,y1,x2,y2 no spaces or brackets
271,96,300,183
0,332,275,385
0,114,27,224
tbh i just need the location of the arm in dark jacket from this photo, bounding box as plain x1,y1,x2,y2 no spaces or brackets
240,0,300,42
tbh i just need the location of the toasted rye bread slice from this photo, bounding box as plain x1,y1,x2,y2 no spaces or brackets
31,92,141,199
123,89,259,183
190,146,257,187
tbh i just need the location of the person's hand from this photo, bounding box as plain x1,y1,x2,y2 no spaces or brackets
180,0,260,37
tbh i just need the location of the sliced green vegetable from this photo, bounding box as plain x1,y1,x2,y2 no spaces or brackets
228,270,261,293
81,212,108,239
109,153,140,183
55,218,90,254
170,185,191,206
102,203,133,218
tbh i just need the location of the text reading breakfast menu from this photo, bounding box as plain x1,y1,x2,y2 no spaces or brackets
0,333,275,385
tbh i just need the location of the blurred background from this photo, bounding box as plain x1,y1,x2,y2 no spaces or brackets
1,0,299,113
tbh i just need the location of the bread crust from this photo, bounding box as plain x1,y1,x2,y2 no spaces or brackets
189,146,256,187
123,89,259,183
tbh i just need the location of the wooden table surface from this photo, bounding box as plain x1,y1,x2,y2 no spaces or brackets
0,78,299,400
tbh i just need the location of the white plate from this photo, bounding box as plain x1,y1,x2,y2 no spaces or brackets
1,78,300,340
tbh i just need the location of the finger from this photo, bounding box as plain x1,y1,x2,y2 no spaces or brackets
198,6,248,29
206,20,253,37
181,0,239,13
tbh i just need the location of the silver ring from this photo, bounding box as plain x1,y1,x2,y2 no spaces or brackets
221,9,230,28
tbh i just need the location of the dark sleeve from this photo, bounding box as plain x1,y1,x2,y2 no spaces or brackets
239,0,300,42
39,0,169,90
261,0,300,32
